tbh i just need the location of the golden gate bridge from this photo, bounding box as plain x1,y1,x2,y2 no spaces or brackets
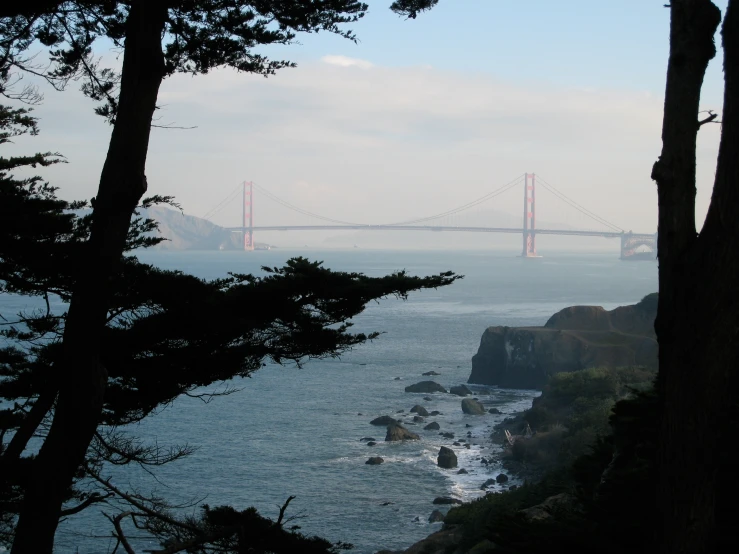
204,173,656,259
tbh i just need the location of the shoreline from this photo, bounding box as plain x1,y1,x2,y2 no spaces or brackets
373,389,543,554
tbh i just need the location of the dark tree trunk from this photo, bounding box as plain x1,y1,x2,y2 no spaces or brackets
653,1,739,552
10,3,168,553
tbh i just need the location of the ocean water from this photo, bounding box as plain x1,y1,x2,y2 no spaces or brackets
4,249,658,553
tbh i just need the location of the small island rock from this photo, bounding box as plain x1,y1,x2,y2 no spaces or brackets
410,405,429,416
365,457,384,465
450,384,473,397
405,381,447,394
385,423,420,442
461,398,486,415
370,415,397,426
437,446,458,469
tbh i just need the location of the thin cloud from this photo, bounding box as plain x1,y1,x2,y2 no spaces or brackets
321,55,374,69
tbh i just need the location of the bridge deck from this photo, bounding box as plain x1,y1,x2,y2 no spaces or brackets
227,225,655,239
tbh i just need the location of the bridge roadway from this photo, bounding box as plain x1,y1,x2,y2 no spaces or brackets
227,224,656,240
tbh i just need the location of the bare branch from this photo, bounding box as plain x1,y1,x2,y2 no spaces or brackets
86,467,201,534
276,495,296,527
60,492,114,517
104,511,138,554
698,110,719,127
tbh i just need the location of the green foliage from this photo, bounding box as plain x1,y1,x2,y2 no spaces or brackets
447,378,662,554
138,503,353,554
0,105,460,549
390,0,439,18
0,2,378,120
508,366,655,470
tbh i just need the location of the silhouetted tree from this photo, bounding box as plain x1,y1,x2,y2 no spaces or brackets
397,1,739,551
0,2,455,552
0,105,458,551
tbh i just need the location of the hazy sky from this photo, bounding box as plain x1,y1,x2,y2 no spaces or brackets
6,0,730,237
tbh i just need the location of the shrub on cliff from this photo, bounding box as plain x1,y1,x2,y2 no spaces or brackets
445,380,661,554
509,366,655,470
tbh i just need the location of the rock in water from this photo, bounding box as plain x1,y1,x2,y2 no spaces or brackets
405,381,447,394
424,422,440,430
461,398,486,415
410,405,429,416
365,457,384,465
428,510,445,523
488,407,502,414
385,423,420,441
496,473,509,483
370,415,397,426
422,371,441,376
432,496,463,505
450,384,473,396
437,446,458,469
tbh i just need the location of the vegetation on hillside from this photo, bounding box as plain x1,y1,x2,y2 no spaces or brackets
445,366,660,553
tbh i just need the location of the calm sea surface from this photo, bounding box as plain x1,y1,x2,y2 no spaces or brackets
6,249,658,553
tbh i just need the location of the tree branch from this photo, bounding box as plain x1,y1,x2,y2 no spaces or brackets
0,383,57,463
59,492,114,517
698,110,719,127
104,511,138,554
276,495,296,527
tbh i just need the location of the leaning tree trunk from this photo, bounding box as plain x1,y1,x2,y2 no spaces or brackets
11,3,168,553
653,0,739,552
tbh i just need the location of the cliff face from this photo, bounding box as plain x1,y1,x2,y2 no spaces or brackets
468,295,658,389
142,207,271,250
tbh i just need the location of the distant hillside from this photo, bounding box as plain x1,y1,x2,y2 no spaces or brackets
140,206,268,250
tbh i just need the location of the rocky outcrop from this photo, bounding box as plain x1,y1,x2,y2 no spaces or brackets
370,415,397,426
405,381,447,393
410,405,429,416
437,446,458,469
517,493,582,522
461,398,486,415
468,295,658,389
432,497,463,505
397,525,464,554
428,510,445,523
385,423,420,441
449,384,473,397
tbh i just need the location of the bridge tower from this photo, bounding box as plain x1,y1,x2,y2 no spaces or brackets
522,173,539,257
243,181,254,251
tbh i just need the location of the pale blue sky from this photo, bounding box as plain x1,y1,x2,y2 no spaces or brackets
8,1,732,246
277,0,726,101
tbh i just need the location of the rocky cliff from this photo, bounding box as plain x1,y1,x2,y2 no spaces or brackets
468,294,657,389
142,206,271,250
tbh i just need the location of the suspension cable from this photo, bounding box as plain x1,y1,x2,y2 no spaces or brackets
384,174,526,225
535,176,623,232
201,183,243,221
252,184,369,226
